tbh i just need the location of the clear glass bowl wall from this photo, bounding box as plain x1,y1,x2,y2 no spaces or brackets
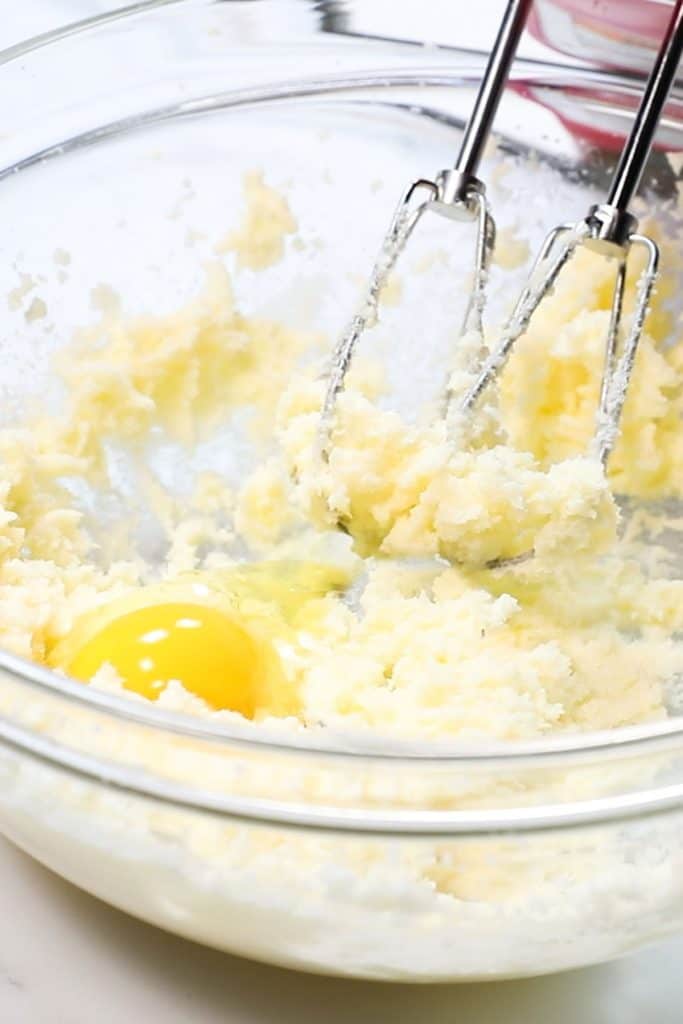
1,0,683,982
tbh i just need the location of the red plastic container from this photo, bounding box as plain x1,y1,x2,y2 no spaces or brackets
529,0,675,71
526,0,682,149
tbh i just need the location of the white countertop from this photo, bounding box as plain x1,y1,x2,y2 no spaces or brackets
2,3,682,1019
2,835,682,1023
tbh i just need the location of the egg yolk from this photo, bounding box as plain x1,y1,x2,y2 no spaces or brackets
64,601,269,716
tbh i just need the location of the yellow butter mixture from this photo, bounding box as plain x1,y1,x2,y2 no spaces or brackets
3,179,683,742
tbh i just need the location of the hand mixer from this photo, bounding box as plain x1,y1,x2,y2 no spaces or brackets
318,0,683,555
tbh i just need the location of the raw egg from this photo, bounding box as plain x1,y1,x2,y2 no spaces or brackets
65,600,267,714
49,560,354,716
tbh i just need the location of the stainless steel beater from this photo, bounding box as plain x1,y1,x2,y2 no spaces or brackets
321,0,683,476
458,0,683,468
319,0,533,456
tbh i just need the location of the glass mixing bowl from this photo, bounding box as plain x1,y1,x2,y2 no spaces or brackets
1,0,683,983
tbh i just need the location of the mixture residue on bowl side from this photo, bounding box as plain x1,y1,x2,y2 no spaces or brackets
1,175,682,741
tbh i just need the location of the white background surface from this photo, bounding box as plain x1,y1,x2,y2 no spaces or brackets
3,831,683,1022
2,834,683,1023
1,3,681,1021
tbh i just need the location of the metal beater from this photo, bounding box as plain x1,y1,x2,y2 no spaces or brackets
320,0,683,476
456,0,683,468
319,0,533,455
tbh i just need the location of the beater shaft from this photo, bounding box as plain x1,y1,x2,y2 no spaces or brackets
607,0,683,215
436,0,534,212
